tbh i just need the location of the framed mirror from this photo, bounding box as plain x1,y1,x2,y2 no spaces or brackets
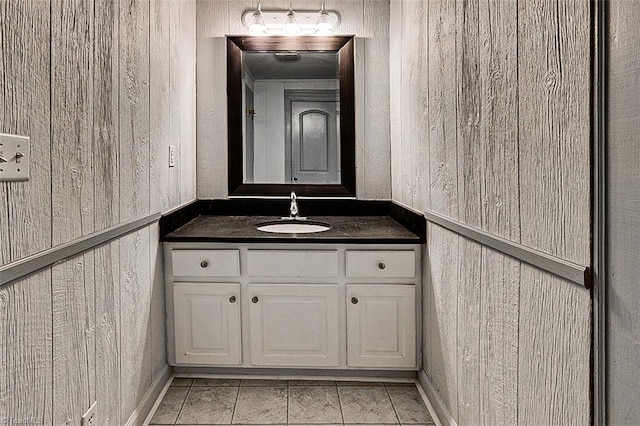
227,36,355,197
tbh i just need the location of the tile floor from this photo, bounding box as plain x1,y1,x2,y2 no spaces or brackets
149,377,435,425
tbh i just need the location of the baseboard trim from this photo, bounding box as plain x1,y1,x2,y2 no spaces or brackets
172,366,417,380
125,364,172,426
417,369,457,426
413,377,442,426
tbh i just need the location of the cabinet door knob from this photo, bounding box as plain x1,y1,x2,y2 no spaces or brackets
378,262,386,270
200,260,209,268
252,296,259,303
229,296,236,303
351,296,359,304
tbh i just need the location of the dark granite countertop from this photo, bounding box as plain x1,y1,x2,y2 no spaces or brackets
163,215,420,244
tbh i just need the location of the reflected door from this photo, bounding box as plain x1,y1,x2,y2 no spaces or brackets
287,91,339,184
244,85,255,182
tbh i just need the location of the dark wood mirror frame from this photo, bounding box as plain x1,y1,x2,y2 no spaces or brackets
227,35,355,197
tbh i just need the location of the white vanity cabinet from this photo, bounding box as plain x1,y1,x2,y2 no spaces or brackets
347,285,416,368
248,284,340,367
164,243,421,371
173,282,241,365
345,250,417,368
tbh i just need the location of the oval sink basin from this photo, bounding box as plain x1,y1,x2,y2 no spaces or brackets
256,220,331,234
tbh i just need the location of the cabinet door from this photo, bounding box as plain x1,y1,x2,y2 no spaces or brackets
347,285,416,368
173,282,241,365
248,284,339,367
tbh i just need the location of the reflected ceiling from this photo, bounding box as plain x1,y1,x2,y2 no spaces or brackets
243,51,338,80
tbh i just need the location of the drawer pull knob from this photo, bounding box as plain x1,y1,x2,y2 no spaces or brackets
200,261,209,268
351,297,359,304
229,296,236,303
252,296,259,303
378,262,386,270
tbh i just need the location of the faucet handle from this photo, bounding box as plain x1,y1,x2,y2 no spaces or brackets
289,191,299,218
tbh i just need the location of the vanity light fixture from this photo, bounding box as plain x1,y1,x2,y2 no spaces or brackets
241,4,341,36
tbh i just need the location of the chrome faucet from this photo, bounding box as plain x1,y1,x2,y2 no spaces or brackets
289,191,299,218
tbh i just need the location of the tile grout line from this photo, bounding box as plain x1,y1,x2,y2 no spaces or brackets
384,382,402,425
336,383,346,426
230,382,242,425
173,381,193,426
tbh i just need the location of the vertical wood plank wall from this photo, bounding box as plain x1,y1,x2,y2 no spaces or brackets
390,0,591,424
196,0,391,200
0,0,197,424
0,1,53,424
606,1,640,423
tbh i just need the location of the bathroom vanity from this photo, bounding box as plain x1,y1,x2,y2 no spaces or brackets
165,34,426,375
162,212,422,373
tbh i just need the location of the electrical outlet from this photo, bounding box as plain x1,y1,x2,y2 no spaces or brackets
169,145,176,167
81,401,97,426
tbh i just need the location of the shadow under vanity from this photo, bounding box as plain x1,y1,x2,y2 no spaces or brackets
160,198,425,378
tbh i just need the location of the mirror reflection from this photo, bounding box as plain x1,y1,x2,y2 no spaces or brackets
242,50,341,184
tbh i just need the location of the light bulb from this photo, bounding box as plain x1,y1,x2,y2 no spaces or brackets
249,3,267,35
314,8,333,35
282,5,299,36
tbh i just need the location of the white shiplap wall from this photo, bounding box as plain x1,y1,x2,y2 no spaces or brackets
0,0,197,423
390,0,592,424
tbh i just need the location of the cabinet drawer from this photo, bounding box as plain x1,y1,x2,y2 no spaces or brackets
247,250,338,277
171,250,240,277
346,250,415,278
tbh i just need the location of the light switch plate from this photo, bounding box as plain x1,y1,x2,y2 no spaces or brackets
0,133,30,181
169,145,176,167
